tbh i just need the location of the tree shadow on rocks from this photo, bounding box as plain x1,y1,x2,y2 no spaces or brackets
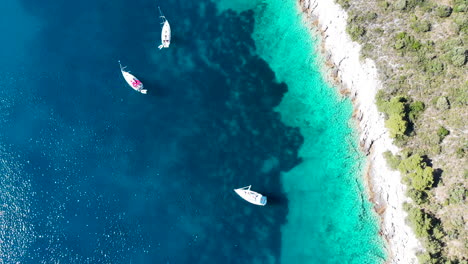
432,168,444,187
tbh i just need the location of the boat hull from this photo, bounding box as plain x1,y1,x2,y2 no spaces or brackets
159,21,171,49
121,70,146,94
234,187,267,206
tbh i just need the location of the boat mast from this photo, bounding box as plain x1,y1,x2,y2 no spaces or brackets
118,60,127,71
158,6,166,22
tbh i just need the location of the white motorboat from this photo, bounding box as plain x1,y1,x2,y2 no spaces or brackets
118,60,147,94
158,7,171,50
234,185,267,206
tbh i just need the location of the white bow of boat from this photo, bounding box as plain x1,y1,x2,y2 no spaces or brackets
118,60,147,94
234,185,267,206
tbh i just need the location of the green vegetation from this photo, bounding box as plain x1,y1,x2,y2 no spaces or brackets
398,154,434,190
383,151,401,170
424,58,444,74
346,24,366,41
394,32,422,51
455,146,466,158
436,96,450,110
408,101,425,122
407,188,428,205
406,0,426,9
377,0,390,11
380,96,408,138
407,205,433,238
394,0,426,10
450,47,467,66
339,0,468,261
410,15,431,32
394,0,407,10
337,0,351,9
376,96,426,139
453,0,468,12
448,184,467,204
386,115,408,138
346,13,375,42
411,20,431,32
437,126,449,142
441,39,467,67
405,204,447,262
435,5,452,17
453,14,468,34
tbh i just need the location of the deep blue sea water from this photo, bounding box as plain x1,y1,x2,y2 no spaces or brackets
0,0,384,263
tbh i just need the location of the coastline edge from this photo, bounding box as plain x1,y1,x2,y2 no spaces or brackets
297,0,422,263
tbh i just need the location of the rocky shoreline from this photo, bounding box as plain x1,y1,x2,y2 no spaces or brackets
298,0,422,262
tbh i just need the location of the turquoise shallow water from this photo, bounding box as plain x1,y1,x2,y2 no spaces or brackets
0,0,384,262
216,0,386,263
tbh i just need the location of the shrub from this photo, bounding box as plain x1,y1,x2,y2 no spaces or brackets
407,188,428,204
451,47,467,66
454,13,468,33
398,154,423,174
441,38,463,52
337,0,351,9
437,126,449,137
386,115,408,138
451,215,465,228
365,12,378,21
402,202,413,212
347,24,366,41
384,96,406,116
448,184,467,204
395,0,407,10
411,166,434,190
409,101,425,122
398,154,434,190
375,89,388,111
437,126,449,142
412,20,431,32
407,0,425,9
374,28,384,35
383,151,401,170
395,39,406,49
401,149,412,158
410,40,422,51
396,0,425,10
420,1,435,12
417,252,433,264
407,206,433,237
394,32,422,51
395,32,409,49
453,0,467,12
432,224,445,240
436,96,450,110
446,228,459,240
425,59,444,74
378,0,390,11
425,238,443,254
429,145,442,155
361,43,374,58
377,96,410,138
435,5,453,17
455,147,466,158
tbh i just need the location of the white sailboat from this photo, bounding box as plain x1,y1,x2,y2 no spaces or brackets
234,185,267,206
158,7,171,50
118,60,147,94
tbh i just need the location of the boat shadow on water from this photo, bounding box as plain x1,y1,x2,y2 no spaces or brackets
137,79,170,98
262,192,288,207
